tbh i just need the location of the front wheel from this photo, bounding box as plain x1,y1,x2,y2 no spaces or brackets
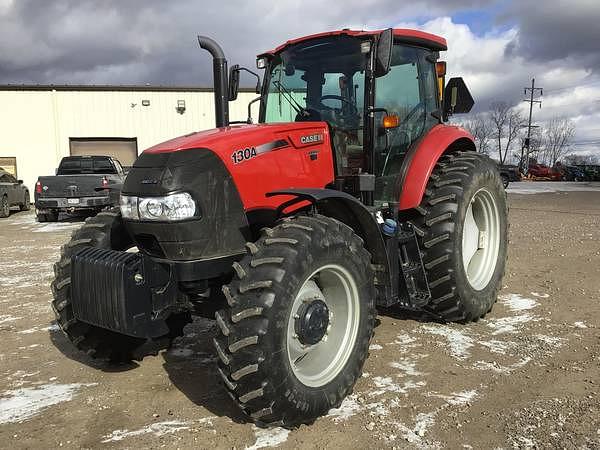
214,215,375,426
0,195,9,218
405,150,508,322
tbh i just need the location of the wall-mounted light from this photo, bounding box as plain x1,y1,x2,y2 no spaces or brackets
141,99,150,106
176,99,186,114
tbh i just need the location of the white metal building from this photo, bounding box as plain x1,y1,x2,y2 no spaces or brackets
0,85,259,194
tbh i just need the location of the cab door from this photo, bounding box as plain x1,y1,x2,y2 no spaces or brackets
372,45,439,204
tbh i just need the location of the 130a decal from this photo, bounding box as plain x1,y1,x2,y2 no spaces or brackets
231,147,257,164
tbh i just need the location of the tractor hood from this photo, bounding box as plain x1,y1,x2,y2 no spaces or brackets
144,122,330,159
129,122,335,212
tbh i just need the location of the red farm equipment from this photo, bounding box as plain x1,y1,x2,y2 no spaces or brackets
52,28,508,426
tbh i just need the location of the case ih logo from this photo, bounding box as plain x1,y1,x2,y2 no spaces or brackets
300,134,323,144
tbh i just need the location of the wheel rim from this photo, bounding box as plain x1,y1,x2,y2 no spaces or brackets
461,188,501,290
2,197,8,215
286,264,360,387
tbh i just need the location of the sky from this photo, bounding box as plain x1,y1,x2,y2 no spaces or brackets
1,0,599,156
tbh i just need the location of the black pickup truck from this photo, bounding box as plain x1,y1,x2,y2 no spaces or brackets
34,156,125,222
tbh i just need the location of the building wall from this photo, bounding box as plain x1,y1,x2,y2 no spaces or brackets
0,89,260,195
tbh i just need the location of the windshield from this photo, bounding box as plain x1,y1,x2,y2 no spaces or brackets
263,36,369,132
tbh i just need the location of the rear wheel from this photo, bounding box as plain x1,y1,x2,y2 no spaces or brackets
46,210,59,222
405,150,508,322
214,215,375,426
20,191,30,211
51,208,190,362
500,174,509,189
0,195,9,218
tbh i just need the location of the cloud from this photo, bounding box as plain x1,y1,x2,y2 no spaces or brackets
0,0,598,156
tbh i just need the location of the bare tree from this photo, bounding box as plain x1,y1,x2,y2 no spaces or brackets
565,153,599,165
462,113,493,154
542,117,576,166
489,102,525,164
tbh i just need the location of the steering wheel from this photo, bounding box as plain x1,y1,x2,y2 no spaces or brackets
319,95,359,115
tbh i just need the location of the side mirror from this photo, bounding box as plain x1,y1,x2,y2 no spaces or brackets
18,179,23,184
375,28,393,77
228,64,241,101
443,77,474,119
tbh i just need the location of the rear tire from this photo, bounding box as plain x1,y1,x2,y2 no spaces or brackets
46,210,59,222
404,150,508,322
214,215,375,426
51,208,190,362
0,195,9,218
500,174,509,189
20,192,30,211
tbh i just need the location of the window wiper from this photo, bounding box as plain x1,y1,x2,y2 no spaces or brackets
272,80,310,118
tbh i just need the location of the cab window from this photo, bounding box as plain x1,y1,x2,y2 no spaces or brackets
374,45,439,203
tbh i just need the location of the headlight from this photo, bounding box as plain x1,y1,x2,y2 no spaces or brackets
120,192,196,221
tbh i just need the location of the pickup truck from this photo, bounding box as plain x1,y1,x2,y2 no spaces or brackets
498,164,521,188
34,155,125,222
0,169,30,218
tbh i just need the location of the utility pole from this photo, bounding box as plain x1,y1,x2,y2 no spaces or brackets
522,78,543,173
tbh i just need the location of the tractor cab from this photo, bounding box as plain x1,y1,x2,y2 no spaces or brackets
248,29,470,204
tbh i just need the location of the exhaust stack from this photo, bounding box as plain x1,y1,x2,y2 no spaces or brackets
197,36,229,128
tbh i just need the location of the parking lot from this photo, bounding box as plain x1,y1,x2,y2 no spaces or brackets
1,183,599,449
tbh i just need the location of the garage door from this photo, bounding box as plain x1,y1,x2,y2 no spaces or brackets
0,156,17,177
69,138,138,167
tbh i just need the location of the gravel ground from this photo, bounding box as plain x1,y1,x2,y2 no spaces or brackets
0,187,599,449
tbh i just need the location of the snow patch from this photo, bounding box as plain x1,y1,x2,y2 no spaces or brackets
328,394,361,422
102,420,190,442
534,334,566,347
479,339,517,355
446,390,478,406
473,357,532,374
18,324,60,334
389,359,423,377
32,223,81,233
421,325,474,359
500,294,538,312
530,292,549,298
0,315,21,324
246,426,290,450
0,383,96,424
369,343,383,350
573,321,588,329
370,376,426,396
486,314,537,335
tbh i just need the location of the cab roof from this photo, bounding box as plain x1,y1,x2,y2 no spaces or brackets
259,28,447,57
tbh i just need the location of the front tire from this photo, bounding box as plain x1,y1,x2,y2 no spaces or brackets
214,215,375,426
51,208,189,362
0,195,9,218
405,150,508,322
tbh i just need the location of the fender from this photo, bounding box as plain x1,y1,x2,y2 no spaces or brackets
397,124,476,210
266,188,388,282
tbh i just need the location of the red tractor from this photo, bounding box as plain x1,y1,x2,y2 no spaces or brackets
52,29,508,426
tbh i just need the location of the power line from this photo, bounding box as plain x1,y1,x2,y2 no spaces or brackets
543,79,600,93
